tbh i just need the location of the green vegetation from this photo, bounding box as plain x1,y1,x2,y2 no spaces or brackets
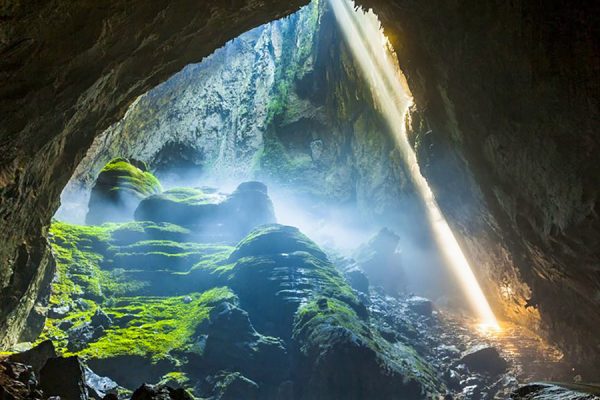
43,213,437,395
98,158,162,198
79,288,235,362
154,187,217,205
42,220,235,362
293,296,440,393
109,221,191,246
230,224,327,262
294,297,372,345
109,240,224,272
48,221,111,306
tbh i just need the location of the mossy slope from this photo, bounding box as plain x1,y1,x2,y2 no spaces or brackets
42,220,441,398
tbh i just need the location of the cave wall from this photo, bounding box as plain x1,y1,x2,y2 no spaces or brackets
1,0,598,377
65,14,289,193
358,0,599,375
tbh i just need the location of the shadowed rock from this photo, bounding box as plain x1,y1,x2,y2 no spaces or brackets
353,228,405,296
39,356,87,400
511,382,600,400
130,383,194,400
8,340,56,374
459,345,508,376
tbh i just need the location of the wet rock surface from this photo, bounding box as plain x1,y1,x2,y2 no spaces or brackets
458,345,508,376
511,383,600,400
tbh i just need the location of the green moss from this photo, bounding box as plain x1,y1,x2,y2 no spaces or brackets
99,158,162,198
78,288,235,362
294,297,371,342
42,220,234,358
108,221,191,246
156,187,216,205
108,240,233,273
230,224,327,262
159,371,190,387
293,297,440,392
47,221,111,306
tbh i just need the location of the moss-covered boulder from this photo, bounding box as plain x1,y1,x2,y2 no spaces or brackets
228,224,327,262
86,158,162,225
134,187,221,229
134,182,275,241
226,224,364,340
43,218,440,398
292,297,439,399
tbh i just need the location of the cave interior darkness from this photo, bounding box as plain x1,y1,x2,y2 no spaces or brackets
0,0,598,399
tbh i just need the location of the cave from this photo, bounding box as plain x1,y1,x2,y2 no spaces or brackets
0,0,598,399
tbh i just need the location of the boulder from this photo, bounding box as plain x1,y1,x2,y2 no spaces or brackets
91,308,113,329
203,372,259,400
343,266,370,294
39,356,87,400
218,181,276,238
84,366,118,399
458,345,508,376
67,322,104,352
87,355,174,392
86,158,162,225
292,297,438,399
134,182,275,241
226,225,364,340
510,382,600,399
0,359,44,400
8,340,56,374
134,187,222,228
202,302,288,385
228,224,327,262
130,384,194,400
353,228,405,296
407,296,434,317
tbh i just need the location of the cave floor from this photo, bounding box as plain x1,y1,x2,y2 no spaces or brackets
370,292,576,399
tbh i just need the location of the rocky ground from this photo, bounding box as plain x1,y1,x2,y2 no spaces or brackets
0,159,597,400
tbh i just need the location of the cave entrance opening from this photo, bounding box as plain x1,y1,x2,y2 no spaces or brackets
26,0,572,397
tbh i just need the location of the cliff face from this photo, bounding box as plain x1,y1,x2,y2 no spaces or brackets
66,19,283,191
63,0,416,228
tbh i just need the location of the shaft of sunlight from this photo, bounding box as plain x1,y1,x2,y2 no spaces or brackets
328,0,499,330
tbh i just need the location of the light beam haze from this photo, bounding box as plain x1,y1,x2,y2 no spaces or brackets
328,0,499,330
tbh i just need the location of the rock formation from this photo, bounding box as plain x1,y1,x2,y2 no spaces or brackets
0,0,598,384
134,181,275,241
86,158,162,225
36,209,441,398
